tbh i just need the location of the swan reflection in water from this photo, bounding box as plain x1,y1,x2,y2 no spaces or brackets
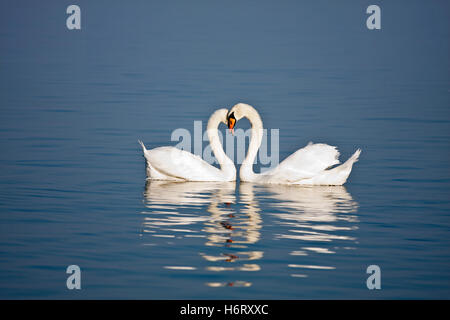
142,180,260,288
260,184,359,278
200,182,263,288
141,180,359,286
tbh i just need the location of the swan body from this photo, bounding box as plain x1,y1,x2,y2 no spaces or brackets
139,109,236,182
227,103,360,185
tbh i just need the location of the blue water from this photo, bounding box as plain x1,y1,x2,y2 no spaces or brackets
0,1,449,299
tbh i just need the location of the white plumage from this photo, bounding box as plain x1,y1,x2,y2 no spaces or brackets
139,109,236,182
227,103,361,185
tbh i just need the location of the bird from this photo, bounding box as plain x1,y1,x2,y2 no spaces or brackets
226,103,361,185
139,108,236,181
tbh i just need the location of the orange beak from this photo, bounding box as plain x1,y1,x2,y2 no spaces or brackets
228,117,236,135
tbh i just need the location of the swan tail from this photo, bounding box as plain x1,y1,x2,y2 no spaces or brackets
330,148,361,185
294,148,361,186
138,140,147,153
138,140,179,181
344,148,361,167
334,148,361,173
138,140,154,179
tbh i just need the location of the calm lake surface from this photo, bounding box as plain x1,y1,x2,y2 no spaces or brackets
0,1,449,299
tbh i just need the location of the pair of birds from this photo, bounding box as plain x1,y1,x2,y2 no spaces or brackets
139,103,361,185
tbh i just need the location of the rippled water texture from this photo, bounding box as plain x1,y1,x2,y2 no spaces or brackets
0,1,449,298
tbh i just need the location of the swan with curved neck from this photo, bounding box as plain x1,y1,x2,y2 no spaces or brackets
227,103,361,185
139,108,236,181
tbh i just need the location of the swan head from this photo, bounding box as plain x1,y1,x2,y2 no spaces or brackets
227,103,257,134
209,108,229,126
227,112,236,134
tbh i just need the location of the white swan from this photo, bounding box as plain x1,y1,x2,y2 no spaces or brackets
139,108,236,181
226,103,361,185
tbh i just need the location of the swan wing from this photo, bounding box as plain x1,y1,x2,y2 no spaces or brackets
145,146,225,181
268,142,340,182
294,148,361,185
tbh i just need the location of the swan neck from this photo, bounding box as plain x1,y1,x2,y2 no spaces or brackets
241,106,263,181
207,112,234,173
